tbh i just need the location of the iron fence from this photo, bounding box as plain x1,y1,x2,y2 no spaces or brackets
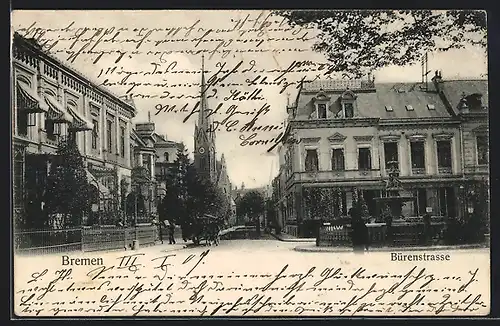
317,222,447,247
14,225,159,255
14,227,82,255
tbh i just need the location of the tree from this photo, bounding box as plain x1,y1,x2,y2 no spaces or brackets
158,142,229,229
358,191,370,219
158,142,191,225
265,198,277,228
44,136,89,228
274,10,487,77
238,191,265,233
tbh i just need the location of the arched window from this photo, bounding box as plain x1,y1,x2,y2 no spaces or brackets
164,152,169,162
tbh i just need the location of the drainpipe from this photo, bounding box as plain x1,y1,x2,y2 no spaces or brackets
459,119,466,221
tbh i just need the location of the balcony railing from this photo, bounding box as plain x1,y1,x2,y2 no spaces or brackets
294,169,381,182
438,166,452,175
464,165,489,175
411,167,426,175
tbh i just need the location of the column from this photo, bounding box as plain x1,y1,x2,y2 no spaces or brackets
100,103,106,160
13,69,17,136
139,153,143,166
319,139,326,171
426,136,435,175
126,120,131,168
372,137,380,171
83,91,90,158
115,114,120,162
34,60,43,143
150,153,155,180
452,137,460,175
399,140,409,176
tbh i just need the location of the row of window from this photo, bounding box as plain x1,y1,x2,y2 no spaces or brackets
303,137,488,173
16,101,128,160
316,102,354,119
90,119,126,158
314,103,436,119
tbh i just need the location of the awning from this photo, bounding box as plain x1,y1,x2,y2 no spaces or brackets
86,169,110,196
44,95,73,124
16,82,49,113
67,106,94,131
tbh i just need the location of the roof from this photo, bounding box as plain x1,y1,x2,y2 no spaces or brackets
302,79,375,92
130,129,147,147
153,133,182,148
13,33,137,116
296,82,453,120
439,79,489,114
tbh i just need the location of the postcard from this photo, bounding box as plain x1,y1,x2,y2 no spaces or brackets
11,9,490,317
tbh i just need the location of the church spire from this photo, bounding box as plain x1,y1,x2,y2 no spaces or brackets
198,54,215,143
198,55,209,130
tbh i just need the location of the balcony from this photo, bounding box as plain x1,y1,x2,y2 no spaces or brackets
437,167,452,175
411,167,426,175
464,165,489,175
294,169,381,183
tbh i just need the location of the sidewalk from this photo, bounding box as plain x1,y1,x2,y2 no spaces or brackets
294,243,489,253
269,231,316,243
152,238,190,253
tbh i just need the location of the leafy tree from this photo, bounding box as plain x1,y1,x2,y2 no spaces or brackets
44,136,89,228
358,191,370,219
213,187,231,223
158,142,229,229
158,142,191,225
274,10,487,77
238,190,265,233
265,198,277,228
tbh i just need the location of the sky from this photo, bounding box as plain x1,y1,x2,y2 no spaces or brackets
11,10,488,189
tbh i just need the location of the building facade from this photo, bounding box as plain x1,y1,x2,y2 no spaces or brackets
154,132,182,194
273,74,489,237
12,33,137,228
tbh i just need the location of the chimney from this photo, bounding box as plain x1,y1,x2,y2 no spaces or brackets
431,70,444,92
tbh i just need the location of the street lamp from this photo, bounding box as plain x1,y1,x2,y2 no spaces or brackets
89,178,101,225
134,184,141,226
459,184,465,221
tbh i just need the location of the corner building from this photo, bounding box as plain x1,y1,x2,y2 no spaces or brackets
274,75,488,237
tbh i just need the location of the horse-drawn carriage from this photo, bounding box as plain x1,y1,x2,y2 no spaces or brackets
183,214,223,246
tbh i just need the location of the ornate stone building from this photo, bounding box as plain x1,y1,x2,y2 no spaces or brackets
153,132,183,195
12,33,136,227
128,116,185,224
273,74,488,237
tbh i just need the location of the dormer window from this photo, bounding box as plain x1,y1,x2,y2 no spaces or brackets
340,89,357,118
317,103,327,119
385,105,393,112
343,102,354,118
466,93,483,110
427,104,435,110
313,89,331,120
406,105,414,111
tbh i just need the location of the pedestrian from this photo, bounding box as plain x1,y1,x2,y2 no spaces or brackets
181,221,189,242
423,212,432,245
168,221,176,244
350,205,366,253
